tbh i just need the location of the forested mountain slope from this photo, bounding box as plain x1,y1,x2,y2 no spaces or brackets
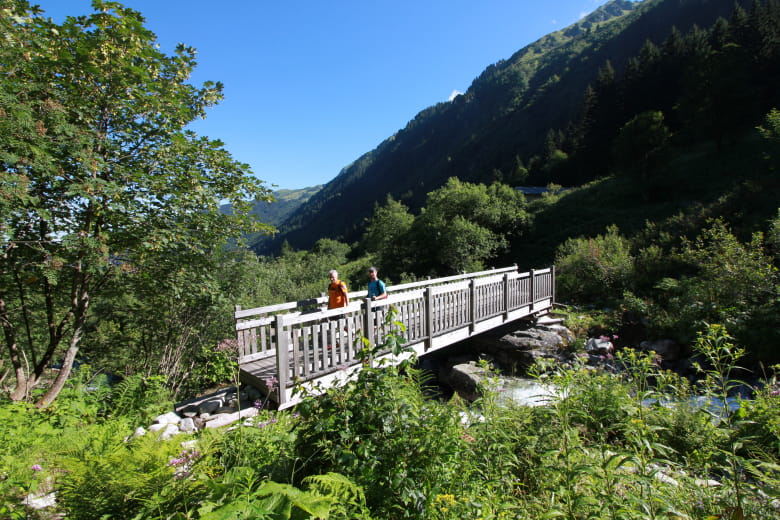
256,0,756,254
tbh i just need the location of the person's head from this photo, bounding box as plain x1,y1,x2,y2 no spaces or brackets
368,267,378,280
329,270,338,282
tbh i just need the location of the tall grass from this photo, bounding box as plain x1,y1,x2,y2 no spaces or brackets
2,322,779,519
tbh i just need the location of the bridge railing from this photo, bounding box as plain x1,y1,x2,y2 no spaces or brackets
233,265,520,364
235,266,555,406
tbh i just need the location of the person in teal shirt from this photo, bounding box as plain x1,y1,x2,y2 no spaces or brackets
367,266,387,301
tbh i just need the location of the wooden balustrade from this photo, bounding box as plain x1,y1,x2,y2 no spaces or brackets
235,265,554,408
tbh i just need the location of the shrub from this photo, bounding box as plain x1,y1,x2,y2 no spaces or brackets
555,224,635,305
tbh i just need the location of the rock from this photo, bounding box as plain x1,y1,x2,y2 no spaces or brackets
153,411,182,425
159,423,180,440
538,323,575,345
500,328,566,350
131,426,147,438
639,339,681,361
179,417,197,433
23,492,57,510
441,361,496,402
198,399,223,415
204,406,259,429
148,423,166,432
585,337,613,355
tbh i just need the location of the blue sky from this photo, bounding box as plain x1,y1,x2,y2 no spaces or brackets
37,1,616,190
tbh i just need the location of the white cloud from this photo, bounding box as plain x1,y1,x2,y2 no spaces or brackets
448,90,463,101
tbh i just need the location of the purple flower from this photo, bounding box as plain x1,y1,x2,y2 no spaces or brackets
31,464,43,472
771,389,780,396
612,334,619,340
253,399,263,409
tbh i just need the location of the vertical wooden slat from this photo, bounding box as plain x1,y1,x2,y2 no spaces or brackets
291,328,300,377
275,315,289,407
503,273,509,321
364,298,374,366
302,324,311,377
425,287,434,350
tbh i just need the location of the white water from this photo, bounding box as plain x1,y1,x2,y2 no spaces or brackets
497,376,743,415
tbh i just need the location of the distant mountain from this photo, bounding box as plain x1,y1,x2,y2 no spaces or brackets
221,185,322,227
257,0,756,255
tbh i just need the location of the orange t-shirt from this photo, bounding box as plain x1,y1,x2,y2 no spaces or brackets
327,280,349,309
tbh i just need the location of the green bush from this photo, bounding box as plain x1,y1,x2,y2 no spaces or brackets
555,224,635,305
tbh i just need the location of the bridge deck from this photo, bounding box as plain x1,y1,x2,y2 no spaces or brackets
236,265,554,409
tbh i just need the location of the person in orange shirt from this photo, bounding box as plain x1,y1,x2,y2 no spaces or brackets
327,270,349,309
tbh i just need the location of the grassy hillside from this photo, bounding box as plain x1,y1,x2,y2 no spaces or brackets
260,0,756,254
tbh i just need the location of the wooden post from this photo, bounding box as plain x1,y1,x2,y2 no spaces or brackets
234,305,243,359
529,269,536,311
503,273,510,320
469,279,477,332
275,315,289,407
551,265,556,307
425,287,434,350
364,298,374,366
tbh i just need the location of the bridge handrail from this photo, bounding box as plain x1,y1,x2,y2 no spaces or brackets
234,265,520,320
236,265,556,408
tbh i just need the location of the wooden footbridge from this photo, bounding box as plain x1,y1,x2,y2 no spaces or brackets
235,265,555,409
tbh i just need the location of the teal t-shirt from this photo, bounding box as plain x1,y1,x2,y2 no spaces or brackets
368,279,386,298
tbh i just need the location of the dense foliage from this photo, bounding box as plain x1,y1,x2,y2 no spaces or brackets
2,322,780,519
0,0,271,404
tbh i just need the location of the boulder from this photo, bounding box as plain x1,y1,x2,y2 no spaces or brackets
153,411,182,425
179,417,197,433
204,406,259,429
441,361,496,402
159,423,180,440
585,337,614,355
639,339,681,361
471,326,573,375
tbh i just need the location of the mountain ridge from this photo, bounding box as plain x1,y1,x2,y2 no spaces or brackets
254,0,752,255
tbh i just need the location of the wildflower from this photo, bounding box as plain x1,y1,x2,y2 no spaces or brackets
771,389,779,396
253,399,263,409
31,464,43,472
216,338,239,353
264,376,279,390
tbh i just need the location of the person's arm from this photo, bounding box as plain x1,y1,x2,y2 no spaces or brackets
342,283,349,305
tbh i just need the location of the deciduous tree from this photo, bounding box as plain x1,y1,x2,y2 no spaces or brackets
0,0,271,405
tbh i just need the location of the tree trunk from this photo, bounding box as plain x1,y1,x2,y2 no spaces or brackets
35,330,82,408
